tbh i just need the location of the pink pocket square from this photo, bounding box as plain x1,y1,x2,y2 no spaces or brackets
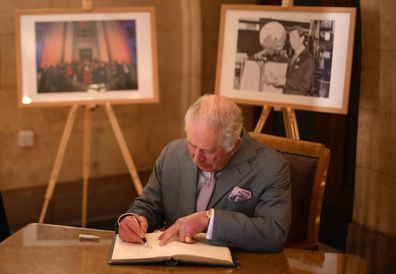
228,186,252,202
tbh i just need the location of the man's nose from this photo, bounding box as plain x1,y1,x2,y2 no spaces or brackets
193,148,203,162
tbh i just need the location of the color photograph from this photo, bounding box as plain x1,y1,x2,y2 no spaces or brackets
16,7,158,107
36,20,138,93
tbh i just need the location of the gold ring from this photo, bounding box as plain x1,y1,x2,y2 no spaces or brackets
184,236,192,243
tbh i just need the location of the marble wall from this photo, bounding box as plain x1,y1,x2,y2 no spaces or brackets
353,0,396,239
347,0,396,273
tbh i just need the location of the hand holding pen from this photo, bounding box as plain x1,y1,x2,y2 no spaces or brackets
131,216,151,248
118,214,150,248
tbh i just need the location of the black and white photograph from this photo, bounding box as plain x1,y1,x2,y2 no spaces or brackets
16,7,159,107
215,5,356,114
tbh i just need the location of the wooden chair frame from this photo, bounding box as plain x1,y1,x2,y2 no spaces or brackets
249,132,331,249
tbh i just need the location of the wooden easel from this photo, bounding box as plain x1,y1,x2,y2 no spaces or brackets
281,0,294,8
39,0,143,226
254,0,299,140
254,105,300,140
38,103,144,226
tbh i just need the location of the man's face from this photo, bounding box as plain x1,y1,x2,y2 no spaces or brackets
185,120,235,172
289,30,303,51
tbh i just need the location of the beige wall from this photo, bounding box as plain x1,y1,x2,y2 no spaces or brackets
4,0,395,239
1,0,263,231
353,0,396,236
0,0,202,191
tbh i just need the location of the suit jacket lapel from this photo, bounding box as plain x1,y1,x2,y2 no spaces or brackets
208,161,251,208
208,131,256,208
181,159,199,213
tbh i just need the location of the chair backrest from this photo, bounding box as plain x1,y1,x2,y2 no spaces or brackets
249,132,331,249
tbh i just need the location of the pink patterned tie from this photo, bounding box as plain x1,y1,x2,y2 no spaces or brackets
196,172,216,211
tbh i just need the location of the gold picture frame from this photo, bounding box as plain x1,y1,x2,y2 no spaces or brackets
15,7,159,107
215,4,356,114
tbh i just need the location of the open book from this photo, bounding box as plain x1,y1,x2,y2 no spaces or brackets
108,231,236,267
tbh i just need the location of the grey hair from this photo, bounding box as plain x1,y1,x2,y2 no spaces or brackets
184,94,243,151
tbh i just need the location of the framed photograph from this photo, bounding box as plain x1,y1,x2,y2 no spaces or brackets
215,5,356,114
15,7,159,107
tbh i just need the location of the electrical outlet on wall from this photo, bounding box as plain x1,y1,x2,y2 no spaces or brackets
18,130,34,147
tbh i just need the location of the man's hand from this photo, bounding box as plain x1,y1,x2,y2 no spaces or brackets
118,215,148,243
158,211,209,245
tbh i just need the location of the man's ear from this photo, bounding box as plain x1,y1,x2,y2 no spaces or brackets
231,138,242,154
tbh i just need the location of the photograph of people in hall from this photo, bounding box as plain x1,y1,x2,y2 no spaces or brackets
234,18,334,98
35,20,138,93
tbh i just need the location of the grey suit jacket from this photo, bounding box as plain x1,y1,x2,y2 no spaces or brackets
126,130,291,252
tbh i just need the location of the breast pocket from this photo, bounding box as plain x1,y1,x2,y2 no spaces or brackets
226,199,255,216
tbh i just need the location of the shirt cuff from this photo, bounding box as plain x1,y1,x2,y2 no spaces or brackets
205,208,215,240
117,212,137,225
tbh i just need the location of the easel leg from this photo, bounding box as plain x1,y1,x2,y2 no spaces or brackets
282,109,292,138
282,107,300,140
39,105,79,223
254,105,300,140
104,103,143,195
81,106,92,227
254,105,273,133
281,0,294,8
288,108,300,140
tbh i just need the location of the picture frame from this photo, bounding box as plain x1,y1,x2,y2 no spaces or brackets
215,4,356,114
15,7,159,107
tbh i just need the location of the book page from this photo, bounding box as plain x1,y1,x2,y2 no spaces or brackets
170,233,233,265
111,232,171,262
110,231,233,265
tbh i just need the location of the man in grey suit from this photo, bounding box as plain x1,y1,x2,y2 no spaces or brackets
118,94,291,252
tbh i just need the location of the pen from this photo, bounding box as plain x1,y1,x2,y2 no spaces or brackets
141,236,150,247
78,234,100,241
132,216,150,248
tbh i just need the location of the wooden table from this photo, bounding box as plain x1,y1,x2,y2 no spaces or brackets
0,223,366,273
